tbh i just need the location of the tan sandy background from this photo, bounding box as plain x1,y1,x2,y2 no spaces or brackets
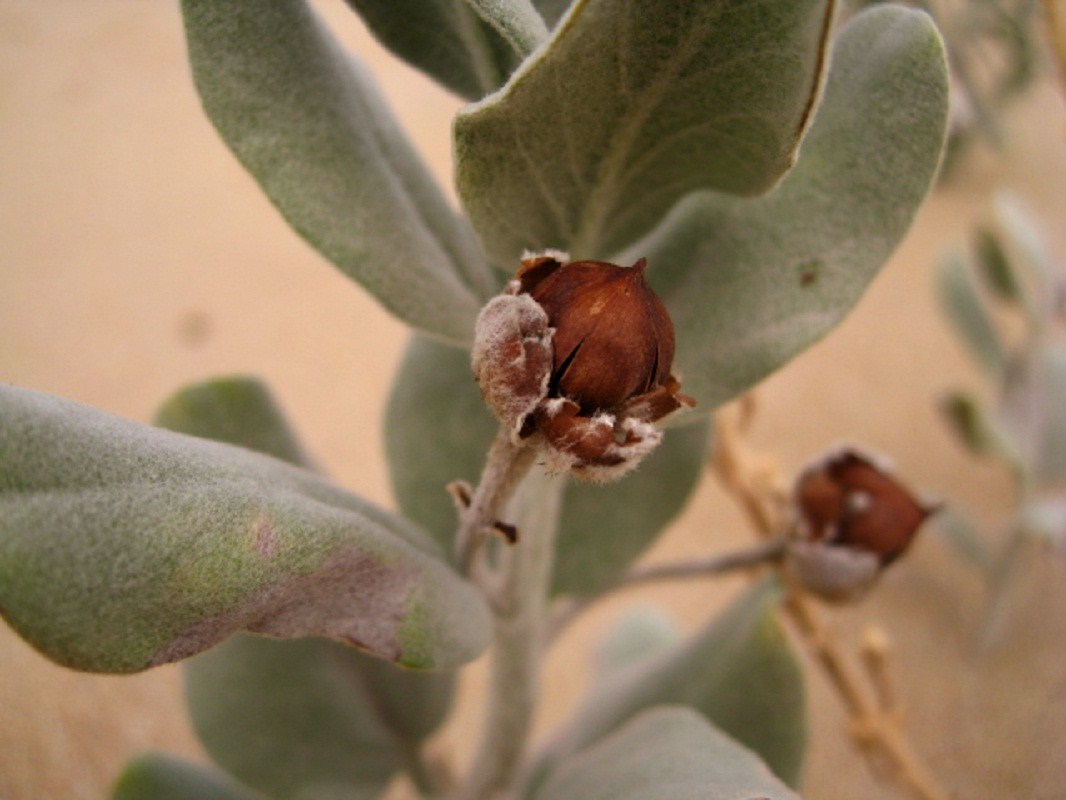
2,1,1066,798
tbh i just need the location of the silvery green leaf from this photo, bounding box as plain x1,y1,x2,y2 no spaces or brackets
1002,344,1066,486
938,252,1006,376
532,707,799,800
553,418,710,597
465,0,550,57
343,0,522,100
182,0,494,343
991,193,1058,326
594,606,680,675
532,0,572,28
155,376,456,790
630,6,949,408
385,337,495,554
0,384,490,672
939,390,1019,468
154,376,313,468
384,336,709,595
530,581,805,789
111,753,260,800
974,226,1021,305
186,635,451,800
455,0,837,265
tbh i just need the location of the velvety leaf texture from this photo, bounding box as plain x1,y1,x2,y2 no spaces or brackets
154,376,312,467
455,0,836,265
533,707,799,800
111,754,260,800
385,335,708,595
385,336,497,553
0,384,490,672
629,6,949,409
181,0,494,343
465,0,550,57
530,581,806,789
533,0,572,29
343,0,522,100
157,376,456,794
186,634,452,800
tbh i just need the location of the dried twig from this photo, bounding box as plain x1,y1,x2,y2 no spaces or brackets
547,537,787,642
1041,0,1066,111
710,399,952,800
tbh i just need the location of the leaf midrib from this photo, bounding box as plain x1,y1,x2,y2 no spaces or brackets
569,0,722,256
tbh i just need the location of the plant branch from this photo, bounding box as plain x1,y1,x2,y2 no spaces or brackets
710,398,952,800
785,592,950,800
463,0,549,58
711,403,788,539
455,468,564,800
454,427,537,575
1040,0,1066,112
546,537,787,643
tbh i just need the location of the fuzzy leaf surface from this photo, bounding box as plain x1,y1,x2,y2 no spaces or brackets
385,335,708,595
182,0,492,343
154,376,313,467
455,0,836,265
186,634,452,800
533,0,572,28
465,0,550,57
530,581,805,789
342,0,522,100
630,6,949,409
0,384,490,672
532,707,799,800
111,754,260,800
156,375,457,788
938,253,1006,376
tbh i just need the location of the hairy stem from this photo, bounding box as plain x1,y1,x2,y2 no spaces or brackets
456,428,537,574
457,468,564,800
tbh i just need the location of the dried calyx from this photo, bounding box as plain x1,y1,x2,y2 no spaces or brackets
785,448,938,601
472,252,693,482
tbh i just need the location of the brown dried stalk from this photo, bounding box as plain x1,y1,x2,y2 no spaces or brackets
1041,0,1066,111
711,401,951,800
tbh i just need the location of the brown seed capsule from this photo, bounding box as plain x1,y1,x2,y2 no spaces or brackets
787,448,938,601
520,257,675,414
471,252,693,482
